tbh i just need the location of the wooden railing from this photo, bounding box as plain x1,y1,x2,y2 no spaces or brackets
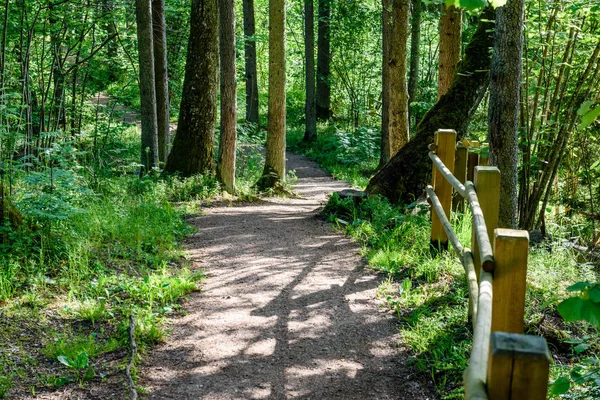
427,129,551,400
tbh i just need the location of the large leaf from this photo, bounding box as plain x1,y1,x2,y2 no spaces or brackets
580,105,600,129
57,355,72,368
559,296,600,328
550,376,571,395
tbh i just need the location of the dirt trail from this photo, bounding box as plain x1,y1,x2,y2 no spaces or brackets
140,153,435,400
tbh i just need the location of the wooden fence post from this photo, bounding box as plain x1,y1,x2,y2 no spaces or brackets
467,141,479,182
487,332,551,400
471,167,500,279
479,142,489,166
492,229,529,333
452,143,468,212
431,129,456,251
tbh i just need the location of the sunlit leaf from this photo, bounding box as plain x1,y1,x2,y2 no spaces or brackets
550,377,570,395
580,105,600,129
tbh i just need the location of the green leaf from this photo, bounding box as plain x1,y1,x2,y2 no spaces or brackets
577,100,594,116
558,297,587,322
589,286,600,303
489,0,507,7
574,343,589,354
580,105,600,129
566,281,589,292
57,355,72,368
550,376,571,395
73,352,89,370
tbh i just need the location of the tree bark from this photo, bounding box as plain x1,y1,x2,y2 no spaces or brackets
152,0,170,163
316,0,331,120
366,8,496,205
408,0,422,111
218,0,237,194
303,0,317,142
135,0,159,172
164,0,218,176
488,0,524,229
257,0,286,190
380,0,391,166
438,4,462,98
387,0,410,157
243,0,259,126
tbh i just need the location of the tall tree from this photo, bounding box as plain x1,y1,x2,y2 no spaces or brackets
135,0,159,172
367,8,496,205
408,0,422,113
257,0,286,190
303,0,317,142
488,0,525,229
243,0,259,126
164,0,218,176
438,3,462,98
316,0,331,120
387,0,410,157
152,0,170,163
380,0,391,166
218,0,237,194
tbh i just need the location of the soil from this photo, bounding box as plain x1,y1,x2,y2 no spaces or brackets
25,152,436,400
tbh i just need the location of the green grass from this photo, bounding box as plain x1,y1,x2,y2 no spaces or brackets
321,187,599,399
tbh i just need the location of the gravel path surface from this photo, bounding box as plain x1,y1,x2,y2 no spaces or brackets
139,152,436,400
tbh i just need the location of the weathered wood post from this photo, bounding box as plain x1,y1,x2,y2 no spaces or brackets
467,140,480,182
430,129,456,251
471,167,500,279
453,143,468,212
487,332,551,400
492,229,529,333
479,142,489,166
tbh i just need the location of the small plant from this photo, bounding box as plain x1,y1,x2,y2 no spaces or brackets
57,351,94,385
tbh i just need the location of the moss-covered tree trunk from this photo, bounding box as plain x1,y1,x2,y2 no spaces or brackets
366,8,495,205
218,0,237,194
256,0,286,190
303,0,317,142
152,0,170,163
164,0,218,177
243,0,259,126
488,0,524,229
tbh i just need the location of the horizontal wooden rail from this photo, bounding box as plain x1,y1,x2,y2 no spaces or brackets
426,185,479,322
465,181,495,273
464,270,493,400
429,151,467,197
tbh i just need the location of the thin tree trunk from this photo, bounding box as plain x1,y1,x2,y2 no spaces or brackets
408,0,421,113
303,0,317,142
380,0,391,166
387,0,410,156
243,0,259,125
366,9,495,205
152,0,170,163
316,0,331,120
438,4,462,98
164,0,218,176
487,0,525,229
257,0,286,190
218,0,237,194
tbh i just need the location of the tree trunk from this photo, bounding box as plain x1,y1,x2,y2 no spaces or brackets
218,0,237,194
135,0,159,172
257,0,286,190
380,0,391,166
164,0,218,176
408,0,422,112
303,0,317,142
152,0,170,163
243,0,259,126
316,0,331,120
366,8,496,205
487,0,524,229
387,0,410,157
438,4,462,98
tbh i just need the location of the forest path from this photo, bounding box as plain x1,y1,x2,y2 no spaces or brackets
140,152,435,400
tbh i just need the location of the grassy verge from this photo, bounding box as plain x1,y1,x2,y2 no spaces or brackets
298,126,600,399
0,119,266,397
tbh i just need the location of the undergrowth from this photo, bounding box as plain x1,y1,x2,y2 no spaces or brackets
322,192,599,399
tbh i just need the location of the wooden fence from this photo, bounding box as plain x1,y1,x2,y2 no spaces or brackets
427,129,552,400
